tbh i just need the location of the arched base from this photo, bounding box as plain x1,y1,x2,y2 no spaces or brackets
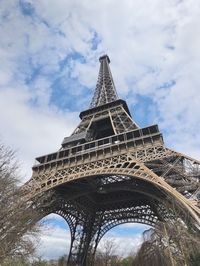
45,174,180,265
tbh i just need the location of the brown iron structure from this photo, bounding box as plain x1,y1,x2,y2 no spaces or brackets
25,55,200,265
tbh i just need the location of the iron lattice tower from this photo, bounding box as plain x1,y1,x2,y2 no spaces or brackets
24,55,200,265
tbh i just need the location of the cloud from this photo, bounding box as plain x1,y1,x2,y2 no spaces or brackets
36,224,71,260
0,85,79,180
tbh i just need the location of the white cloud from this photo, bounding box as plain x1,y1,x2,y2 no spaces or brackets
0,85,79,180
119,223,150,230
36,224,71,260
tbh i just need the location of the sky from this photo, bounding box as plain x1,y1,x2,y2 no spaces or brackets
1,0,200,260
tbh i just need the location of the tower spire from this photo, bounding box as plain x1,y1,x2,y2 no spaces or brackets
90,55,118,108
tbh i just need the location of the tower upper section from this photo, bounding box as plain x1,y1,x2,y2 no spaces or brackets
35,54,163,163
90,55,118,108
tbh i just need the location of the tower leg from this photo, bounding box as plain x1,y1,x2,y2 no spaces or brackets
67,213,96,266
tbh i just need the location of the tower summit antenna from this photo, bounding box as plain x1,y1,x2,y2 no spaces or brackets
90,54,118,108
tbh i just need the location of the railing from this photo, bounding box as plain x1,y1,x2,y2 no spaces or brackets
33,125,163,169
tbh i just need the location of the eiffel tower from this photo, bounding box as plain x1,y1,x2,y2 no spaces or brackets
25,55,200,265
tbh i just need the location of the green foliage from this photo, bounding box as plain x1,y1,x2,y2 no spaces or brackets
189,252,200,266
121,256,135,266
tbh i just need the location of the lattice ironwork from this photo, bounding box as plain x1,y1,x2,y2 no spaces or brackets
23,55,200,266
71,102,138,137
90,55,118,108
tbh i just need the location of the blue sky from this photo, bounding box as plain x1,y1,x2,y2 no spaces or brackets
1,0,200,260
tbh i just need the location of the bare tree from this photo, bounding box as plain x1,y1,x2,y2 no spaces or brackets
0,143,51,264
94,238,121,266
133,219,200,266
